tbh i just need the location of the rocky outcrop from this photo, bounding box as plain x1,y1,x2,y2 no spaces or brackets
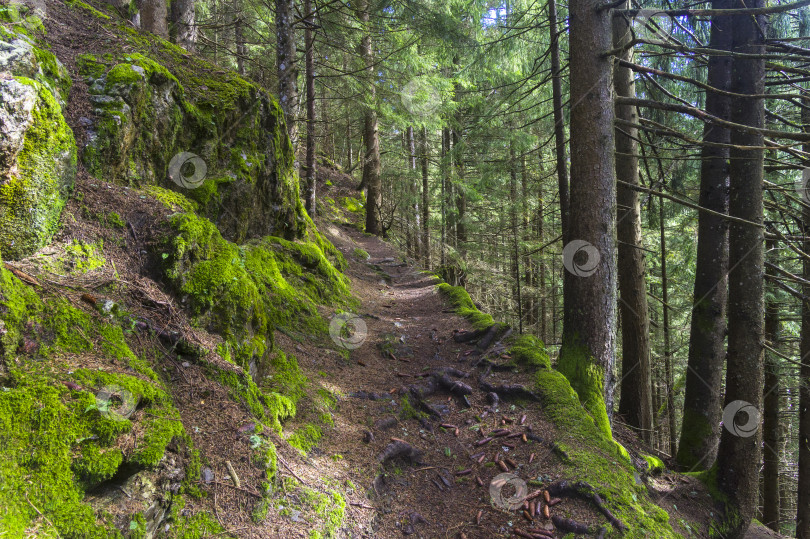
80,49,304,243
0,28,76,259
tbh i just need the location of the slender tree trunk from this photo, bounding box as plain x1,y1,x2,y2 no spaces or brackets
304,0,317,215
510,141,523,333
558,0,617,438
170,0,197,51
659,193,676,456
408,126,420,259
715,2,766,535
277,0,298,148
614,3,653,444
538,177,547,342
797,93,810,539
441,127,449,269
548,0,569,244
356,0,381,235
452,126,466,286
141,0,168,37
521,155,535,330
677,0,733,471
421,127,430,267
234,1,246,76
762,237,781,532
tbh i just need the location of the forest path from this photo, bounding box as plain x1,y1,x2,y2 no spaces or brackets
313,220,787,539
315,222,587,539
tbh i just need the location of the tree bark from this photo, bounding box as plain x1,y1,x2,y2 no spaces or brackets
140,0,168,37
170,0,196,51
510,141,523,333
614,2,653,445
277,0,298,148
715,1,766,535
660,193,676,456
356,0,381,235
549,0,569,244
558,0,617,438
797,93,810,539
762,237,781,532
407,126,420,258
303,0,316,215
676,0,733,471
420,127,430,267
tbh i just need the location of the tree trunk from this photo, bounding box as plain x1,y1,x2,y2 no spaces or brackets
440,127,449,268
797,94,810,539
676,0,733,471
276,0,298,148
408,126,420,259
141,0,168,37
558,0,617,438
510,141,523,333
614,2,653,444
660,193,676,456
452,126,466,286
762,237,780,532
304,0,316,215
715,2,766,535
356,0,381,235
170,0,196,51
420,127,430,267
548,0,568,244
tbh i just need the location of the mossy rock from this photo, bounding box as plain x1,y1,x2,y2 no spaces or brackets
0,265,190,537
0,76,76,260
160,212,352,375
77,29,304,243
0,27,72,106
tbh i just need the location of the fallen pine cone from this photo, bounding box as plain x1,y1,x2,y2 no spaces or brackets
476,509,482,525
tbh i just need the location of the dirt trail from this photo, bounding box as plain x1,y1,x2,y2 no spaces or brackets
309,220,787,539
312,222,581,539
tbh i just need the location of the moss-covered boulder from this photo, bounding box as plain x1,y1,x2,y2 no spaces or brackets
0,75,76,259
159,208,351,376
0,27,72,106
80,46,304,243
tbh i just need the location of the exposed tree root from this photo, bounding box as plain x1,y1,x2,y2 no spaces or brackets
547,480,627,531
378,441,424,465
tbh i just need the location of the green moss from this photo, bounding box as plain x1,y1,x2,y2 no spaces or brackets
437,283,497,330
508,335,550,368
399,395,427,421
145,185,199,213
556,339,612,439
76,54,108,80
288,424,322,454
105,212,126,228
72,444,124,487
265,351,307,405
534,367,677,537
340,196,364,214
208,362,295,434
105,63,145,87
166,496,228,538
642,454,665,474
0,78,76,259
352,248,370,260
64,239,106,273
65,0,112,19
161,212,352,374
301,488,345,538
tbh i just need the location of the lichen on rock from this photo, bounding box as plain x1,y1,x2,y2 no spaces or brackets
0,75,76,259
